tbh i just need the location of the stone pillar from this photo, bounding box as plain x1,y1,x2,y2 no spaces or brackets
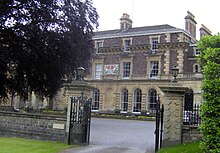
64,81,95,145
127,93,133,113
177,49,184,74
31,92,37,109
164,50,170,76
160,86,188,147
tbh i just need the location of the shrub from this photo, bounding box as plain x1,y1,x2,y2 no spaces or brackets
114,108,120,114
198,34,220,153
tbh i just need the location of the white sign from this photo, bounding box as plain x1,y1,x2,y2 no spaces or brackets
53,123,65,129
104,64,119,75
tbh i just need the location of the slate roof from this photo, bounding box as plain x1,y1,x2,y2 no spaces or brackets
93,24,190,39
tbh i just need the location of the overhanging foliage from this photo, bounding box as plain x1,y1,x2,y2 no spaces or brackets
0,0,98,100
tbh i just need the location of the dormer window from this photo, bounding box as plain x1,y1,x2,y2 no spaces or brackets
95,41,103,53
123,38,132,52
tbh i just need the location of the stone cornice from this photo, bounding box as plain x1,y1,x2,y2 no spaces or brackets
95,42,189,55
159,86,189,94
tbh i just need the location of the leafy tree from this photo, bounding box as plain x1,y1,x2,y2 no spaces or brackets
0,0,98,103
198,34,220,153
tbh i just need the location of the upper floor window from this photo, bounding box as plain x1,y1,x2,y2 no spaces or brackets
95,64,102,79
151,37,159,54
123,38,132,52
95,41,103,53
193,64,200,73
194,48,200,56
122,62,131,79
150,61,159,79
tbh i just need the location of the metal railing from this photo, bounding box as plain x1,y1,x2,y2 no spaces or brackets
183,104,201,126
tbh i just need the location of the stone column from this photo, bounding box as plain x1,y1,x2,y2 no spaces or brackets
160,86,188,147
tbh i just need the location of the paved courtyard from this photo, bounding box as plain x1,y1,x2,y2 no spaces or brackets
62,118,155,153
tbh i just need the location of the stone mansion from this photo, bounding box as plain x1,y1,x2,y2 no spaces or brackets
80,11,211,114
4,11,211,114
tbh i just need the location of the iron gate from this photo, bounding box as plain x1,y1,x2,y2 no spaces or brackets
155,97,164,153
68,93,92,145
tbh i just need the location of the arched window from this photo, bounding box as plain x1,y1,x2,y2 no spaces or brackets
193,64,200,73
133,89,142,113
195,65,199,72
92,89,100,111
120,89,128,112
148,89,157,113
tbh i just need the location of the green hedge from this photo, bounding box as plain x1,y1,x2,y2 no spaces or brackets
198,34,220,153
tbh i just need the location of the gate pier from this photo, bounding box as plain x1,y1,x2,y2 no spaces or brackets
64,81,94,145
160,86,188,147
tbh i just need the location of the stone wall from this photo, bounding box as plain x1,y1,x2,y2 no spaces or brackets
0,111,66,142
182,125,202,143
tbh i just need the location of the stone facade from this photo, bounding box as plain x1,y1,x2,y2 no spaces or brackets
85,11,210,114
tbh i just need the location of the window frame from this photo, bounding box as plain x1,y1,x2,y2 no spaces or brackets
122,62,131,79
133,89,142,113
193,63,200,73
95,63,102,79
95,40,104,54
150,36,160,54
150,61,159,79
123,38,132,52
194,48,200,56
92,89,100,111
148,89,157,114
120,89,128,113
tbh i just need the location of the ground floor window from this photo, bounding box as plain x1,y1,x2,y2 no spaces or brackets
184,90,194,111
92,89,100,111
120,89,128,112
148,89,157,113
133,89,142,113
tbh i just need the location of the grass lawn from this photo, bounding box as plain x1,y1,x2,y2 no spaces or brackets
0,137,77,153
159,142,203,153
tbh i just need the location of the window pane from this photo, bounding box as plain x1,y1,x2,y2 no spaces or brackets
96,42,103,53
194,65,199,73
151,38,158,53
148,89,157,113
92,89,100,110
124,40,131,52
95,64,102,79
123,62,130,78
120,89,128,112
150,61,158,78
133,89,142,113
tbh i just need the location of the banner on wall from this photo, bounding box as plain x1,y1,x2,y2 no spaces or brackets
104,64,119,75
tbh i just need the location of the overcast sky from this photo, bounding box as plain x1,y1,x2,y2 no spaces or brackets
92,0,219,39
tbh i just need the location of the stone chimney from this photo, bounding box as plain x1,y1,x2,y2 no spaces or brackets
120,13,132,30
185,11,197,39
199,24,212,38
